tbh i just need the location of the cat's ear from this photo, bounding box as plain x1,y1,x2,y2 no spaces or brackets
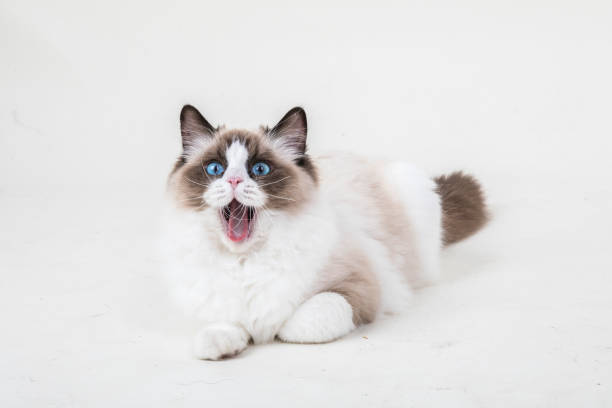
268,107,307,159
180,105,216,156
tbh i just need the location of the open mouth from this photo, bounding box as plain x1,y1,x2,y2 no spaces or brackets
220,199,255,243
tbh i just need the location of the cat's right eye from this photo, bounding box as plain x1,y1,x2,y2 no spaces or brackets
206,162,225,176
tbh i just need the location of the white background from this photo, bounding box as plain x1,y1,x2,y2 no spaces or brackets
1,1,611,406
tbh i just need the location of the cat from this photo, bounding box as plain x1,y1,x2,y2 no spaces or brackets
160,105,488,360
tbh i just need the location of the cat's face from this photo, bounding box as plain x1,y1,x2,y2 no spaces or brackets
168,106,317,252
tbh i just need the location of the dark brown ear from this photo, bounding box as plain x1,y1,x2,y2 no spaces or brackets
180,105,215,153
269,107,307,157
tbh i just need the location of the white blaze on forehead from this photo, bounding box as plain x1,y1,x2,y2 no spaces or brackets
224,141,250,179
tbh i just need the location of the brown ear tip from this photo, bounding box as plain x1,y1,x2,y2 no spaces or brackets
180,104,198,118
288,106,306,116
285,107,307,128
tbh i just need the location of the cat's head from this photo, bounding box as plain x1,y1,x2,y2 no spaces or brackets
167,105,318,252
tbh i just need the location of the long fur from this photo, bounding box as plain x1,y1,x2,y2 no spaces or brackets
160,106,488,359
434,171,489,246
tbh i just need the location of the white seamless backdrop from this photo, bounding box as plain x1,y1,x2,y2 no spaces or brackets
1,1,611,407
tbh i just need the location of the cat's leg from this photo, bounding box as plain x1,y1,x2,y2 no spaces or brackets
193,322,250,360
277,292,356,343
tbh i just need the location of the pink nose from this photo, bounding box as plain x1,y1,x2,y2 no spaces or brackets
228,177,243,188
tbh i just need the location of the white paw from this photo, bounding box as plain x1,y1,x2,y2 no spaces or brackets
193,323,250,360
278,292,356,344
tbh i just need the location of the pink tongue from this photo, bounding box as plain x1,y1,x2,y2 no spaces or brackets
227,200,249,242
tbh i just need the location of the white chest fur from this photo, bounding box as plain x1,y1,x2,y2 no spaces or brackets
160,195,338,343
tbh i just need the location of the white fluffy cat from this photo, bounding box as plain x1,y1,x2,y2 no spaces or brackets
161,106,487,360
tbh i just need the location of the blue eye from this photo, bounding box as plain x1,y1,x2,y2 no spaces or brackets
206,162,225,176
251,162,270,176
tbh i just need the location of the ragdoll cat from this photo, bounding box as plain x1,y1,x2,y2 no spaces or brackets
161,105,487,360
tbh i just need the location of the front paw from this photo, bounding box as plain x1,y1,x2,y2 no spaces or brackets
194,323,250,360
278,292,356,344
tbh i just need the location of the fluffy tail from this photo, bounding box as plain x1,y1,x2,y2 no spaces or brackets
434,171,489,246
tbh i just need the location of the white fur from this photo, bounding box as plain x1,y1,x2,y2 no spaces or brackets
161,151,442,358
193,322,250,360
269,136,304,162
383,162,442,286
278,292,356,343
182,137,210,161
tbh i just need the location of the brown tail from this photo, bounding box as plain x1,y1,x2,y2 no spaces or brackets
434,171,489,246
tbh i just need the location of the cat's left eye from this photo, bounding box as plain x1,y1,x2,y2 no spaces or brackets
251,162,271,176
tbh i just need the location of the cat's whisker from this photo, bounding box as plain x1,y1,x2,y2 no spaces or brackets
177,197,204,203
185,177,210,188
255,205,274,223
265,194,296,202
238,204,248,220
257,176,291,188
181,193,206,199
220,203,255,223
194,201,207,210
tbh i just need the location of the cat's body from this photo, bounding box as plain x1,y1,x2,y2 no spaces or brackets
161,106,487,360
